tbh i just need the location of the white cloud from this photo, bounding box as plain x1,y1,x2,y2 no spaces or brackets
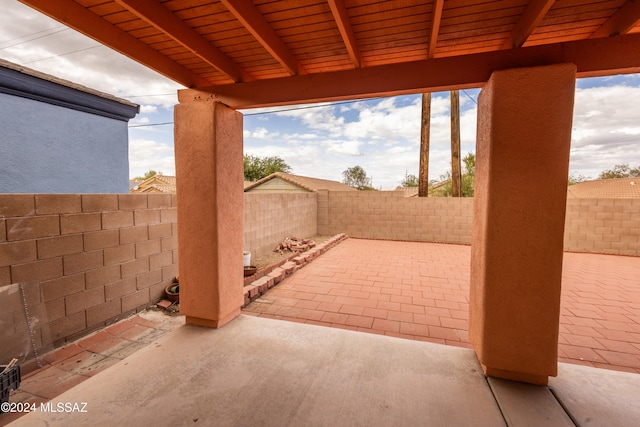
128,139,175,178
140,105,158,114
3,0,639,190
570,84,640,178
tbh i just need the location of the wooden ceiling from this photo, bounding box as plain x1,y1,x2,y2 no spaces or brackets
20,0,640,108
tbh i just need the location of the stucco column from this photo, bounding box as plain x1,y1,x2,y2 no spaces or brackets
174,100,244,328
469,63,576,385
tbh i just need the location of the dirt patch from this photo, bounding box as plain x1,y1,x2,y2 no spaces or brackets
252,235,334,269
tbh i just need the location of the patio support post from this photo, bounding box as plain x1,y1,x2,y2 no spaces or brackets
469,63,576,385
174,99,244,328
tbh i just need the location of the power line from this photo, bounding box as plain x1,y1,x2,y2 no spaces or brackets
128,92,476,128
124,93,176,98
242,98,382,116
129,121,174,128
21,45,103,64
461,89,478,105
0,27,68,51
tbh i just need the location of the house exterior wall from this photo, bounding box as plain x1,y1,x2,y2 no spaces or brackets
245,177,311,193
0,193,177,365
244,192,317,259
0,93,130,193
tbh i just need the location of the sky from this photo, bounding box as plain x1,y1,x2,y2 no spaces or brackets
1,0,639,190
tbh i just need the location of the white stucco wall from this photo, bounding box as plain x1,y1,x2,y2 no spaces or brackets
0,92,130,193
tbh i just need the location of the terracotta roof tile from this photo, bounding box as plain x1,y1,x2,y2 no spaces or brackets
567,178,640,198
244,172,356,192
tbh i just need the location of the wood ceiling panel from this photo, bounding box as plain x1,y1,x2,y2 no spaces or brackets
285,30,343,49
127,26,163,39
19,0,640,101
260,2,331,24
440,5,523,27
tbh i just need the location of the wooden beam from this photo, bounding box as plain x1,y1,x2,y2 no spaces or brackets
115,0,243,82
428,0,444,59
220,0,301,75
181,33,640,109
419,93,430,197
590,0,640,38
19,0,210,88
328,0,361,68
503,0,556,49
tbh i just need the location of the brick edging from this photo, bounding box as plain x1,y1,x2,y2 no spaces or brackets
242,233,348,306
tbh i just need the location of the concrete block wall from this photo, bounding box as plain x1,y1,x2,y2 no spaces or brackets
244,192,317,259
564,198,640,256
0,194,178,363
318,191,474,244
318,191,639,256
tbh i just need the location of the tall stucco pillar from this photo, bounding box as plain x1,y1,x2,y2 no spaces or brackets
174,100,244,328
469,63,576,385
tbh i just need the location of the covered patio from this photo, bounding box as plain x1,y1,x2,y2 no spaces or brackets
10,0,640,423
243,238,640,374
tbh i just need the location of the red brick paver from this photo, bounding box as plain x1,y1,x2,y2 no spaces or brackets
243,238,640,374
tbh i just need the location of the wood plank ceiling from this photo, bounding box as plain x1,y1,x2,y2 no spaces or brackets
19,0,640,108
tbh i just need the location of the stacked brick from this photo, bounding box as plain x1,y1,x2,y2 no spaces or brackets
243,233,347,306
0,194,178,361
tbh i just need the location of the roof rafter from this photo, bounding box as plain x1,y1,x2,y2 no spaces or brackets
327,0,361,68
115,0,243,82
428,0,445,59
181,33,640,109
503,0,556,49
590,0,640,38
220,0,301,75
18,0,210,88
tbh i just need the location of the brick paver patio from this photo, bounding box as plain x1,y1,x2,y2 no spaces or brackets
243,238,640,374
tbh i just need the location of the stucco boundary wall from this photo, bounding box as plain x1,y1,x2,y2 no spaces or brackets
317,190,640,256
0,194,178,360
244,192,318,259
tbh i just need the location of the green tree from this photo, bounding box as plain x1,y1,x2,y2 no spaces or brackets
134,170,158,180
342,165,374,190
431,152,475,197
598,164,640,179
568,173,589,186
244,155,292,181
400,173,419,187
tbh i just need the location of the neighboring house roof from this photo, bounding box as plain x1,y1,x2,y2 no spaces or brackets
567,178,640,198
0,58,139,121
244,172,357,193
131,175,177,193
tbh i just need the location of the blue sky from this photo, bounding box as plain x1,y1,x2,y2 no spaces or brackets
1,0,639,190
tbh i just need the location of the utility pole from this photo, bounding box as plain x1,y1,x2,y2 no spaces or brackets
450,90,462,197
419,93,431,197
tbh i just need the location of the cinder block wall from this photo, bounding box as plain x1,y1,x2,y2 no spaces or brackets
244,192,317,259
564,198,640,256
318,191,640,256
318,191,474,244
0,194,178,359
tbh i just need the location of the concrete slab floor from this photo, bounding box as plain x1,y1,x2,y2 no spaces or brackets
244,239,640,374
7,315,640,427
0,310,183,426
